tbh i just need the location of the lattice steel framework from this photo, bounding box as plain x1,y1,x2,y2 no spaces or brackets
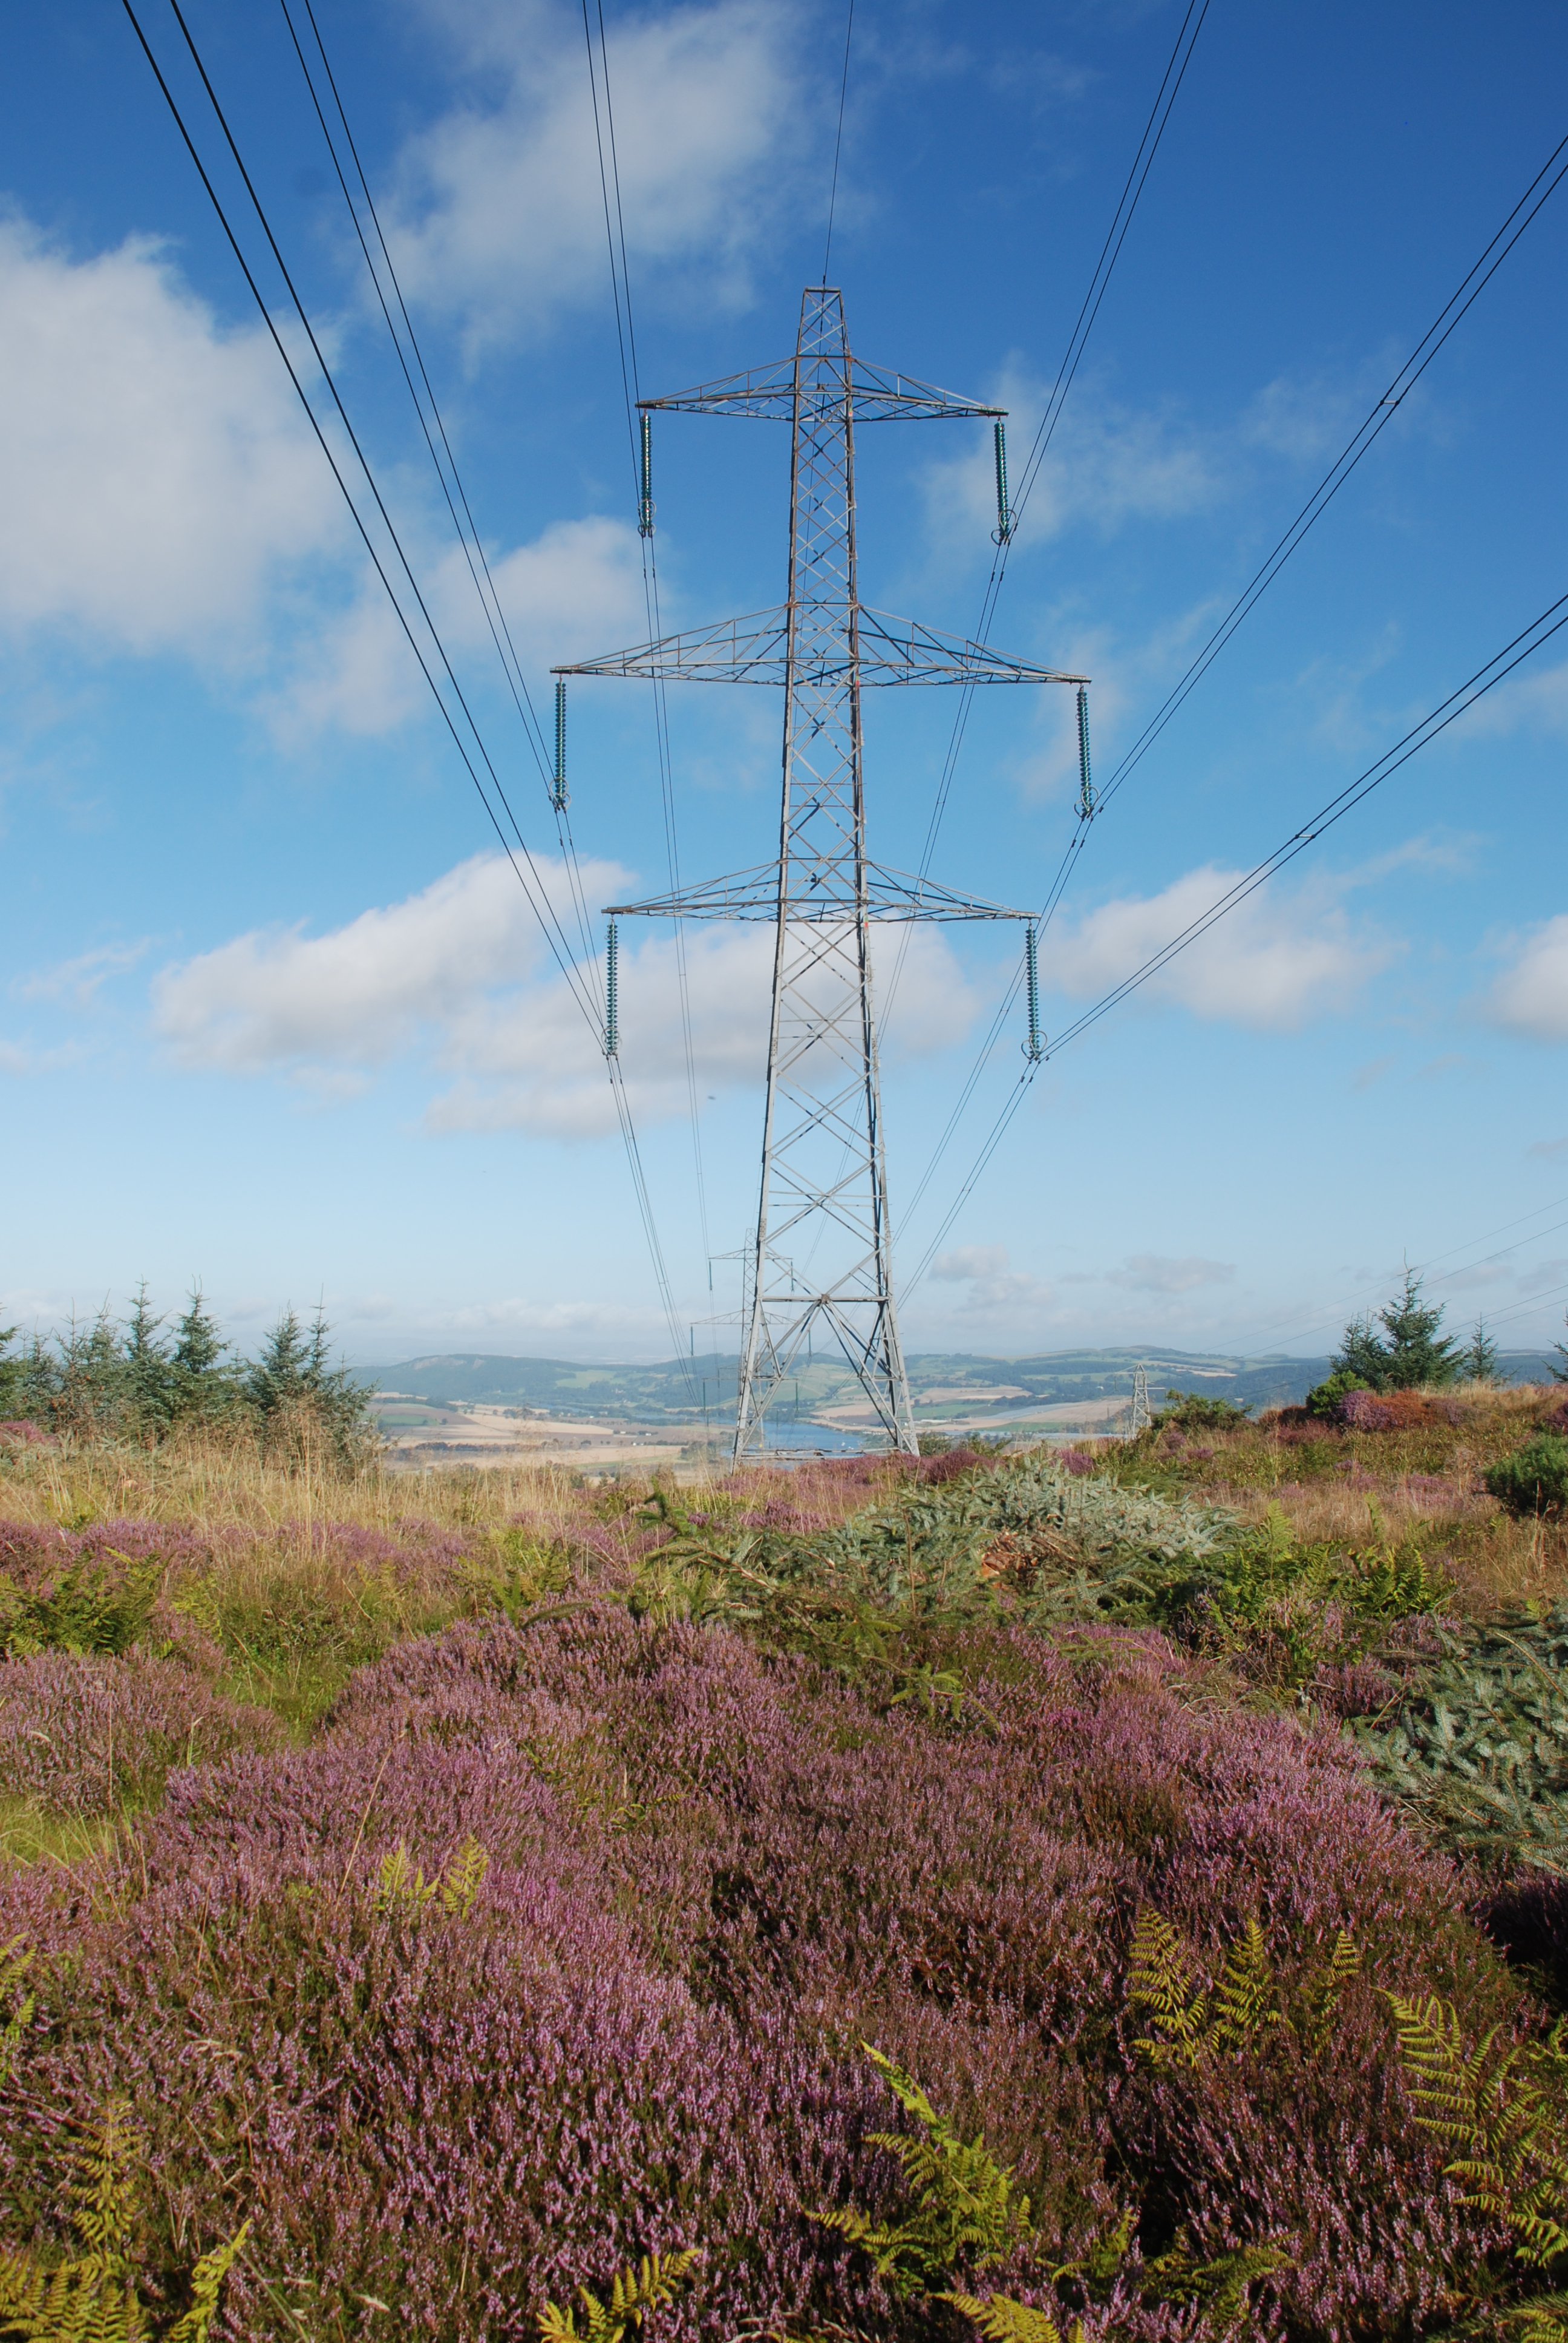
556,287,1087,1459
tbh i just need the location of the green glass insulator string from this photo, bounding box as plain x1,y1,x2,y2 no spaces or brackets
1023,921,1044,1063
991,418,1013,545
552,677,569,811
638,413,655,539
604,918,620,1058
1076,685,1095,819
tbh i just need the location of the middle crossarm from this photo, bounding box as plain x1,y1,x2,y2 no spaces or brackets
554,605,1087,690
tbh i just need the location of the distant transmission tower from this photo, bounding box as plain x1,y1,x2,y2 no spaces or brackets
556,287,1088,1460
1128,1363,1152,1434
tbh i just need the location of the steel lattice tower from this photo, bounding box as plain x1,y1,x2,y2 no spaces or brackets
557,287,1087,1460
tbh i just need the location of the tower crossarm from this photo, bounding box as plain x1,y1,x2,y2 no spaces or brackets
606,860,1037,923
639,347,1004,424
555,605,1085,691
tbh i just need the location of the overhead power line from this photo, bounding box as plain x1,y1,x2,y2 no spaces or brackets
580,0,712,1325
126,0,698,1381
901,120,1568,1268
1224,1193,1568,1356
901,583,1568,1296
885,0,1210,1019
1092,126,1568,821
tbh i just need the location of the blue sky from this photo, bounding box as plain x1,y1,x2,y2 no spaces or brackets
2,0,1566,1367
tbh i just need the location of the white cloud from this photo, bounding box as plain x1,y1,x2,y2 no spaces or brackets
0,1038,81,1075
277,517,650,738
1486,914,1568,1043
932,1245,1008,1282
388,0,806,353
923,365,1221,560
926,1243,1052,1316
1107,1254,1235,1294
152,851,625,1073
0,220,339,655
17,940,149,1006
1038,864,1393,1031
151,854,979,1138
1456,659,1568,742
430,917,978,1138
0,213,656,742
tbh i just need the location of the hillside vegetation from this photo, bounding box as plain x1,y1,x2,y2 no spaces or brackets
0,1349,1566,2338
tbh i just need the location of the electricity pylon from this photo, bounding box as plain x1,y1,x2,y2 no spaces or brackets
555,286,1087,1461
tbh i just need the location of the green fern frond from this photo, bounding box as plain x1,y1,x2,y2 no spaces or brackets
1050,2206,1136,2291
863,2046,942,2137
1301,1930,1361,2044
1388,1993,1568,2271
65,2103,139,2264
1128,1912,1208,2069
439,1837,489,1919
1146,2231,1289,2327
812,2049,1031,2298
1209,1919,1282,2051
0,1942,36,2091
0,2104,246,2343
165,2221,250,2343
374,1843,437,1918
538,2250,697,2343
940,2290,1080,2343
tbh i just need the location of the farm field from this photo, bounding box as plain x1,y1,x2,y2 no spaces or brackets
0,1383,1566,2339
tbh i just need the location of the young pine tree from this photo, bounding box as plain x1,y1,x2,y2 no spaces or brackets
168,1288,243,1428
1461,1317,1501,1384
1331,1315,1392,1394
123,1284,178,1441
246,1306,376,1465
1552,1311,1568,1388
1377,1269,1461,1389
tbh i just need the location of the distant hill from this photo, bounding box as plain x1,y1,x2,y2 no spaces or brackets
368,1346,1365,1423
369,1346,1564,1426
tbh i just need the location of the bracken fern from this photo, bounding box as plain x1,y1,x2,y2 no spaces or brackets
812,2046,1032,2299
1388,1995,1568,2272
0,2101,247,2342
537,2250,697,2343
940,2291,1082,2343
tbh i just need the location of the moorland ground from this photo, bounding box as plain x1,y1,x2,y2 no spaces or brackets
0,1383,1566,2340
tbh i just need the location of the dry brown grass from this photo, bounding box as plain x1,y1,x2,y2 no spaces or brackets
0,1427,656,1542
1131,1383,1568,1616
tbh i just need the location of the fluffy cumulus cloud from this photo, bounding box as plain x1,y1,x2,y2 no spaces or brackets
0,220,339,655
923,364,1221,562
1107,1254,1236,1294
928,1244,1053,1316
279,517,649,737
152,853,979,1137
0,214,650,733
1037,864,1392,1031
1485,915,1568,1043
388,0,807,351
1459,660,1568,742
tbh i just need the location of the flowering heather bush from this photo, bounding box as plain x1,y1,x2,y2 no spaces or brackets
0,1604,1533,2339
1339,1390,1465,1432
0,1650,280,1816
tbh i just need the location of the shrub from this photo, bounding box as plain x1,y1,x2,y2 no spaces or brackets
1330,1271,1462,1393
1339,1389,1464,1432
1485,1434,1568,1518
1357,1603,1568,1873
1152,1392,1252,1432
1305,1370,1371,1420
0,1651,281,1816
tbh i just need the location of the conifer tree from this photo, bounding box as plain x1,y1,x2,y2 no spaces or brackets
1330,1269,1460,1392
1461,1317,1501,1383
